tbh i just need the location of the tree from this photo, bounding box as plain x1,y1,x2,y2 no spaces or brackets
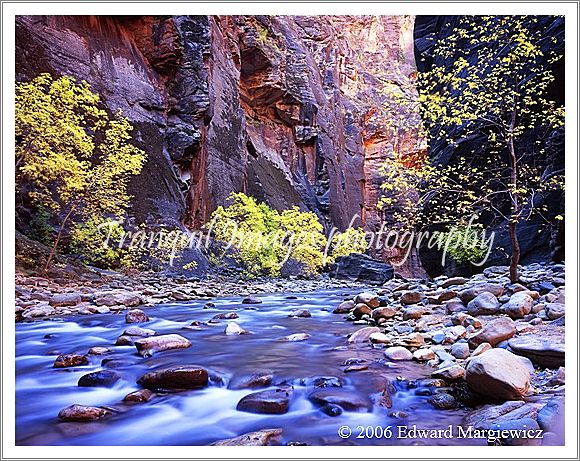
382,16,564,281
16,74,146,271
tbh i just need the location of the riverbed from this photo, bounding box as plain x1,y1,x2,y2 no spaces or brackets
16,288,479,446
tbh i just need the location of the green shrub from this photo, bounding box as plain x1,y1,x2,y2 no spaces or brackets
436,225,489,264
328,227,368,263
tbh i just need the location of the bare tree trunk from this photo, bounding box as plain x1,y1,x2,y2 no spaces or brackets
44,206,75,273
507,134,520,283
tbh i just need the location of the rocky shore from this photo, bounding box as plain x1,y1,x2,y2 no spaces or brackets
15,261,565,446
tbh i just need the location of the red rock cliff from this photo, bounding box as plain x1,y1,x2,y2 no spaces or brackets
16,15,422,242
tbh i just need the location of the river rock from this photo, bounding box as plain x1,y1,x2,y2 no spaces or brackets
236,388,292,414
489,418,542,446
115,335,134,346
467,292,500,316
413,348,436,361
466,349,531,400
228,371,274,389
329,253,394,284
242,296,262,304
88,346,111,355
471,342,492,357
210,428,283,446
508,336,565,368
137,366,209,390
432,365,465,380
58,404,111,422
459,283,504,303
308,388,372,411
347,326,379,344
333,300,355,314
212,312,239,320
288,309,311,318
354,292,380,308
21,304,55,319
503,292,534,319
437,290,457,303
537,397,564,432
545,303,565,320
352,303,372,319
95,290,142,307
371,306,397,321
469,317,516,347
54,354,88,368
123,389,154,403
400,291,424,305
439,277,467,288
125,309,149,323
123,326,156,337
369,332,392,344
428,393,456,410
450,342,470,359
78,370,121,387
279,333,310,342
402,306,426,320
224,322,248,335
49,293,82,307
134,334,192,356
384,346,413,361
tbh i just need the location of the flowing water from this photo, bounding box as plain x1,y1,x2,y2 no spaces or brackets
16,288,479,446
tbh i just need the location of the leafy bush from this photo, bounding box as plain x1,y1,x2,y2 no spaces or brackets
436,226,489,264
70,217,125,267
328,227,368,262
209,193,363,277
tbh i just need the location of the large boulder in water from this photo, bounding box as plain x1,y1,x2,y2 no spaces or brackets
329,253,394,285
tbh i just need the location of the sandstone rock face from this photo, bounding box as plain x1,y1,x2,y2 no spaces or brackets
16,15,420,268
466,349,531,400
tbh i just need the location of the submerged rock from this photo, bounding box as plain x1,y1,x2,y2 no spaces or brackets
78,370,121,387
137,366,209,390
53,354,88,368
134,334,192,356
58,404,111,422
123,389,155,403
308,388,372,411
236,388,292,414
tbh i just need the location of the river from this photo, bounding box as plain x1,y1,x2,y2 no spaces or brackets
16,288,478,446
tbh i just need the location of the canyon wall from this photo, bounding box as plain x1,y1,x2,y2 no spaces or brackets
16,15,421,245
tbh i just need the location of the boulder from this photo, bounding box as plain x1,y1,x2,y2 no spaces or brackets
347,326,380,344
469,317,516,347
78,370,121,387
53,354,88,368
384,346,413,361
279,333,310,342
466,349,531,400
224,322,248,335
242,296,262,304
432,365,465,380
49,293,81,307
288,309,311,318
329,253,394,285
459,283,504,303
413,348,436,361
137,366,209,390
58,404,110,422
503,292,534,319
400,291,424,305
467,292,500,316
402,306,426,320
134,334,192,357
439,277,467,288
369,332,392,344
333,300,355,314
308,388,372,411
545,303,565,320
123,326,156,337
508,336,565,368
428,393,456,410
95,290,142,307
88,346,111,355
236,388,292,414
352,303,372,319
123,389,154,403
371,306,397,321
450,342,470,359
125,309,149,323
354,292,380,308
210,428,283,446
21,304,55,319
